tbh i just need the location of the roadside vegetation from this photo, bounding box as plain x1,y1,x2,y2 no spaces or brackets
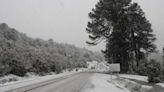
0,23,104,77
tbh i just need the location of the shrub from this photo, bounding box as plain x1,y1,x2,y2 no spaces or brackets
53,62,63,74
50,64,56,72
147,59,161,83
148,76,161,83
31,59,50,75
9,60,27,77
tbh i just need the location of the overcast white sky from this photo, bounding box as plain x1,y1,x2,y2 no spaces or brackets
0,0,163,52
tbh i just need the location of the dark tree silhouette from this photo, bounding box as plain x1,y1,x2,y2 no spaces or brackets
86,0,156,72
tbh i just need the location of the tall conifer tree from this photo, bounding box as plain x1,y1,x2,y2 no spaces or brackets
86,0,156,72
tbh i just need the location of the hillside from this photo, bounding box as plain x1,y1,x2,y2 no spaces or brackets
0,23,104,77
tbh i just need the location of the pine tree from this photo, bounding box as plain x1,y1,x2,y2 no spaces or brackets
86,0,156,72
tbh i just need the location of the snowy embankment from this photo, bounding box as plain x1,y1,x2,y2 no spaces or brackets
0,68,86,92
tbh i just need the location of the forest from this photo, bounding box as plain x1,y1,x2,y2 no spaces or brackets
0,23,104,77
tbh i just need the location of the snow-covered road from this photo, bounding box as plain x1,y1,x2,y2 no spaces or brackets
1,72,164,92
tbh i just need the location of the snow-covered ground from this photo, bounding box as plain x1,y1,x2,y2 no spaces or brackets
84,73,164,92
83,73,130,92
120,74,164,88
0,68,86,92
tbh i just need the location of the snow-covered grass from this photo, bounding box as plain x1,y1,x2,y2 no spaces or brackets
0,68,86,92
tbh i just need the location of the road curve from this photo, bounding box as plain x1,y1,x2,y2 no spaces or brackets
7,72,94,92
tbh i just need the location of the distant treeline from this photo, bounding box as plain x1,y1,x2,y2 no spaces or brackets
0,23,104,76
